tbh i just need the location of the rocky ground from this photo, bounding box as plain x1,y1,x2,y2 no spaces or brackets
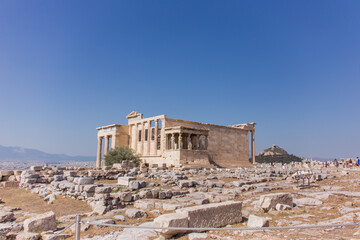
0,162,360,240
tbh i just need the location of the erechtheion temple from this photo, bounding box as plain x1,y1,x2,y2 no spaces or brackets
96,111,256,168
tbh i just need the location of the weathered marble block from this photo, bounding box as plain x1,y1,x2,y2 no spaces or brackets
176,201,242,228
117,177,136,186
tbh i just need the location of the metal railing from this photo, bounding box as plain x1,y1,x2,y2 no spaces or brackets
64,214,360,240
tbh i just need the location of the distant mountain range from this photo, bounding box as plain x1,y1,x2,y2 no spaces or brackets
0,145,94,163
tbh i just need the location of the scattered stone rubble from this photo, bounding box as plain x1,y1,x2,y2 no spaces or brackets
1,160,360,239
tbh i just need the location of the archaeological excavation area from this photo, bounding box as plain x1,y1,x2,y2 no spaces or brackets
1,161,360,239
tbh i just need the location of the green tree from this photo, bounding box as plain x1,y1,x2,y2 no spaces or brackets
104,146,141,167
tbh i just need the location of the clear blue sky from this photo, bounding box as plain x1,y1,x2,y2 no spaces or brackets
0,1,359,159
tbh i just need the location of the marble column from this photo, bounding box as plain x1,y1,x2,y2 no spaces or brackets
96,137,102,168
251,130,255,164
111,135,116,149
147,121,151,155
154,120,159,152
134,124,138,152
104,136,109,156
141,123,145,155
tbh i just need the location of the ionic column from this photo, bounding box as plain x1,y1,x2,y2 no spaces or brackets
141,123,145,155
171,133,175,150
154,120,159,151
111,135,116,149
96,137,102,168
147,121,151,155
104,136,109,156
196,135,200,150
134,124,138,152
179,133,183,149
251,130,255,164
128,124,133,149
160,119,165,153
205,135,208,150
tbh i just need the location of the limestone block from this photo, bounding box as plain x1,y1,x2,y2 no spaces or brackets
76,177,94,185
44,193,56,204
129,181,140,190
179,180,194,188
247,215,269,228
176,201,242,228
0,211,14,223
53,175,63,181
23,211,57,232
63,171,76,177
30,166,42,171
162,203,184,211
7,175,17,182
119,192,133,202
0,170,14,177
114,215,125,221
15,232,40,240
21,171,39,179
84,185,97,192
276,203,292,211
151,189,159,198
0,223,13,235
134,200,155,210
94,193,110,201
159,192,166,199
294,198,323,206
259,193,293,212
153,213,188,238
95,187,112,194
139,190,153,199
117,177,136,186
92,205,107,215
125,209,147,218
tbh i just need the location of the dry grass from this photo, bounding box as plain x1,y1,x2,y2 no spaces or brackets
0,188,91,217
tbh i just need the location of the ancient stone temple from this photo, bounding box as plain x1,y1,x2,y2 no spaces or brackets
96,111,256,168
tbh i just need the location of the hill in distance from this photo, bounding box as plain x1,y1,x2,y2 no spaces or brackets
253,145,303,164
0,145,94,163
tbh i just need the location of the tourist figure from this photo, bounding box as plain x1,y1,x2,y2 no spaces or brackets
357,157,360,167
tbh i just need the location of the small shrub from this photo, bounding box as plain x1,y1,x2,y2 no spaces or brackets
104,146,141,167
112,186,123,193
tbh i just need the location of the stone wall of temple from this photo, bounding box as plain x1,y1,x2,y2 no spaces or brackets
165,118,251,167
